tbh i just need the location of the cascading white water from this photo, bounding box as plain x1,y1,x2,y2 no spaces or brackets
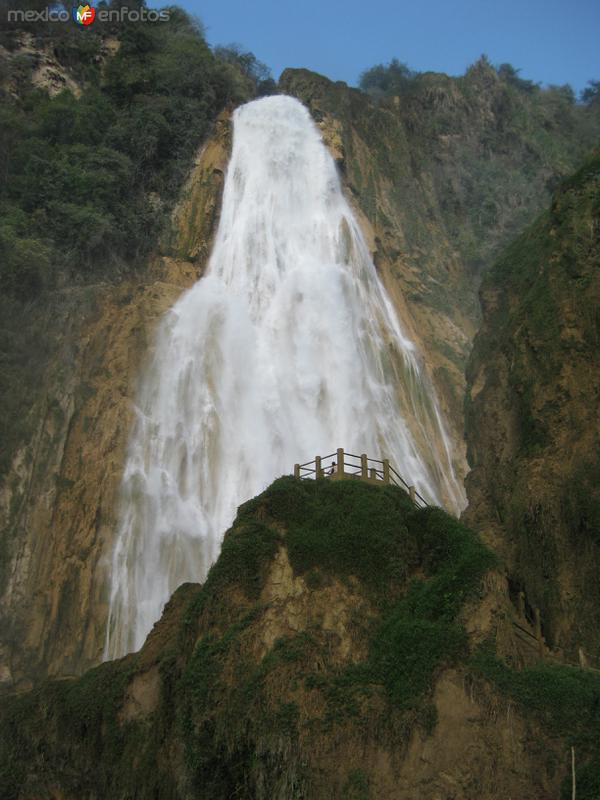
104,95,465,659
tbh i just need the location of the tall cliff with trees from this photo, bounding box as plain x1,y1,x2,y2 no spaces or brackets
3,476,600,799
1,4,600,797
463,151,600,662
0,0,270,686
1,0,599,697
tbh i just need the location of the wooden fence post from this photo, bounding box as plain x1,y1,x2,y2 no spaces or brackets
409,485,416,504
383,459,390,484
361,453,368,479
294,463,300,479
370,468,377,480
315,456,322,479
337,448,344,478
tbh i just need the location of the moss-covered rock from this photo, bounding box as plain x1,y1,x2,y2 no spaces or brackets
2,475,589,799
464,152,600,660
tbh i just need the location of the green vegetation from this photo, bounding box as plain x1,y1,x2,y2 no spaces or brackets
0,3,271,480
563,455,600,547
581,80,600,105
0,658,147,800
305,499,494,712
198,518,281,600
4,474,600,796
468,152,600,457
465,150,600,664
359,54,573,110
175,477,496,789
343,769,370,800
0,4,268,297
0,293,55,479
210,478,496,715
359,58,419,98
214,43,277,97
259,476,417,594
496,62,539,93
472,649,600,800
177,609,314,794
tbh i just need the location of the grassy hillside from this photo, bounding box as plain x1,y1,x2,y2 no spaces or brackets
2,476,600,798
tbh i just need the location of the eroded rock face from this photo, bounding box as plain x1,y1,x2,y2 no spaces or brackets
2,60,599,691
0,479,569,799
0,119,232,690
463,155,600,661
279,66,600,473
0,271,194,688
0,31,82,99
280,70,474,471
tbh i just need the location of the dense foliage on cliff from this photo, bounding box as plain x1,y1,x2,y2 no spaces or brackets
0,2,267,298
357,55,600,271
0,477,497,798
288,59,600,297
0,3,270,482
359,53,596,105
472,649,600,800
464,151,600,660
3,475,600,797
358,57,419,97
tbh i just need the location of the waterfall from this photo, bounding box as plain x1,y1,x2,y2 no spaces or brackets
104,95,465,659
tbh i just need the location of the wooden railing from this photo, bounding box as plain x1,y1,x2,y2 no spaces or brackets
512,591,600,672
294,450,599,674
293,447,428,508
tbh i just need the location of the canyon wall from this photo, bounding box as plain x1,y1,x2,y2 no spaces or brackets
463,152,600,662
1,54,599,687
281,64,600,458
0,115,231,688
3,478,584,800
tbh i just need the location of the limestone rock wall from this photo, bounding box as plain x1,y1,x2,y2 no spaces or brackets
280,66,600,477
0,479,570,799
0,117,232,689
3,62,599,690
463,154,600,661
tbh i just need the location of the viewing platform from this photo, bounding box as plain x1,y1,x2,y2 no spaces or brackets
294,447,428,509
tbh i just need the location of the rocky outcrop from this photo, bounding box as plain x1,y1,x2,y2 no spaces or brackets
463,153,600,662
166,111,232,262
0,31,82,99
4,477,592,800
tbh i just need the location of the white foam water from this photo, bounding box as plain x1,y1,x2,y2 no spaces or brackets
104,95,465,659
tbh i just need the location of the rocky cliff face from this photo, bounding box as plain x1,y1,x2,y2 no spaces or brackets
2,53,599,691
0,116,231,689
5,477,597,800
280,64,600,461
463,153,600,662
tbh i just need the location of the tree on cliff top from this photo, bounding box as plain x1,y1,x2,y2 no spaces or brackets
359,58,418,98
581,80,600,105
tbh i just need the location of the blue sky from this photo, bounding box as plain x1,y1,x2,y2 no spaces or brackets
163,0,600,93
